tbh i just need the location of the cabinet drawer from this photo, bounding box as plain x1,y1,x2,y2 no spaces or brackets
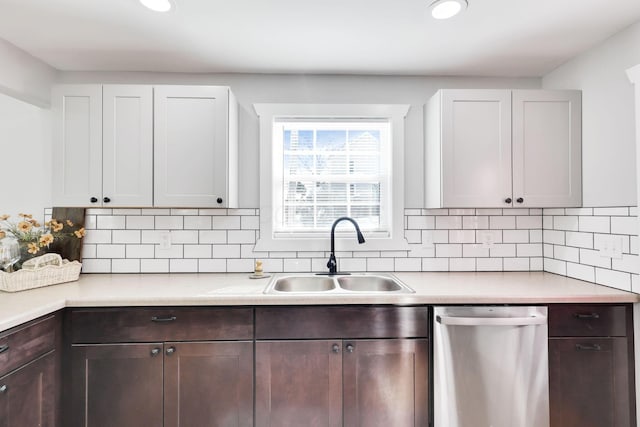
548,304,629,337
0,314,57,377
256,306,429,339
70,307,253,343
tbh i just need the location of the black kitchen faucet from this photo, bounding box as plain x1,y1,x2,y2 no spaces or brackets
325,217,365,275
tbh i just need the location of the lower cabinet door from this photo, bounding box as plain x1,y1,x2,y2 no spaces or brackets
70,343,164,427
163,341,253,427
342,339,429,427
255,340,343,427
0,352,55,427
549,337,634,427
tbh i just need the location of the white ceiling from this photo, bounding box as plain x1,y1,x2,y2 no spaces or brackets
1,0,639,77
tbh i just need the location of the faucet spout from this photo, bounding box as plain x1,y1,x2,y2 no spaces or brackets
327,217,366,275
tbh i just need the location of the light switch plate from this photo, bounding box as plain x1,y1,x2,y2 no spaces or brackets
159,231,172,250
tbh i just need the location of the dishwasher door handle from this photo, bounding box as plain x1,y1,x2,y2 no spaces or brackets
436,314,547,326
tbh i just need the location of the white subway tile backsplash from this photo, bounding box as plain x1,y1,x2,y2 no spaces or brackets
595,268,632,291
476,258,503,271
198,259,226,273
516,216,542,229
126,245,155,259
407,215,435,230
517,243,542,257
200,230,227,244
84,230,112,244
579,216,610,233
394,258,421,271
463,216,489,229
184,216,212,230
503,230,529,243
450,258,475,271
489,244,516,258
155,245,184,259
212,244,240,259
184,245,212,259
170,259,198,273
126,216,154,229
504,257,529,271
553,216,579,231
156,216,184,230
112,259,141,273
140,259,169,273
435,216,462,230
436,244,462,258
490,216,516,229
112,230,141,244
566,262,595,282
422,258,449,271
97,244,126,259
213,216,241,230
227,259,254,272
544,258,567,275
74,205,637,287
448,230,475,244
611,216,637,235
81,259,112,273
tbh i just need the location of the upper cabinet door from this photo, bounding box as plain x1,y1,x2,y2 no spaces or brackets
512,90,582,207
102,85,153,207
52,85,102,207
154,86,232,207
440,90,513,208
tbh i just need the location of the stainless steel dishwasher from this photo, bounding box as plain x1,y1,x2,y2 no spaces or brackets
433,306,549,427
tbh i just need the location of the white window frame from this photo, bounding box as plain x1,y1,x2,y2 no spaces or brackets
254,103,410,252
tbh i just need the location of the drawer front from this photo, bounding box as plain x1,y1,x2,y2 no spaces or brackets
256,306,429,339
70,307,254,343
0,314,57,377
548,304,629,337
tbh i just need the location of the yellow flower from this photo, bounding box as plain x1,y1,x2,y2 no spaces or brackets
0,214,9,221
74,227,86,238
17,221,32,232
29,219,41,227
0,231,5,239
49,220,63,232
39,233,54,247
19,213,33,219
66,220,74,227
27,243,40,255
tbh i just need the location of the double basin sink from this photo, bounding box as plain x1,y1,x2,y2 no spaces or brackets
263,273,414,294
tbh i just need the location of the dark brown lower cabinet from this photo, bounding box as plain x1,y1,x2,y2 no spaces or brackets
0,351,55,427
71,341,253,427
549,337,633,427
255,339,429,427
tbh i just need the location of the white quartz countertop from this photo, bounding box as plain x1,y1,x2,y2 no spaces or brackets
0,271,637,332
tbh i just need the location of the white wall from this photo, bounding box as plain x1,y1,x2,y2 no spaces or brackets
0,38,57,108
543,21,640,207
0,92,52,220
57,72,541,208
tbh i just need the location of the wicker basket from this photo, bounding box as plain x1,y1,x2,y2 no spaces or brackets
0,253,81,292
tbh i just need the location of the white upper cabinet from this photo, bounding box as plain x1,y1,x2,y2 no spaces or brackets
52,85,103,207
425,89,581,208
52,84,153,207
153,86,238,208
53,84,238,208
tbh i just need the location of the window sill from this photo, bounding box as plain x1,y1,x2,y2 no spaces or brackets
254,235,410,253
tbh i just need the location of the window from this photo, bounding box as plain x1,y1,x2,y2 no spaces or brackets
254,104,409,252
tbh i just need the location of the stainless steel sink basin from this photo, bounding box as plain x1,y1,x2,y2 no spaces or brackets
337,275,403,292
272,276,336,292
264,273,413,294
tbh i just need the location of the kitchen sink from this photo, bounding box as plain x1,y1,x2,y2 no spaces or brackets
263,273,414,294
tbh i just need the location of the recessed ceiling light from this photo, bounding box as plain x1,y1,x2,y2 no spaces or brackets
140,0,172,12
430,0,467,19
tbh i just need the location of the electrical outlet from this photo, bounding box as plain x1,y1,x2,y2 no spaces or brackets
159,231,172,250
599,235,623,259
478,231,494,249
